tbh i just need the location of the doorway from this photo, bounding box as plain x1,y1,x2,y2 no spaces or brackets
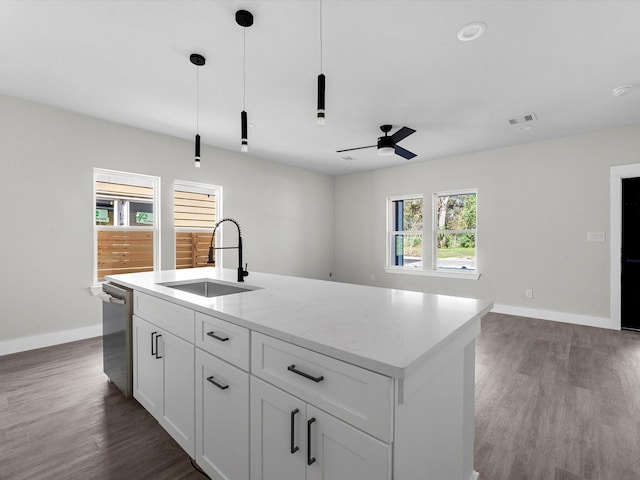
612,163,640,330
622,177,640,330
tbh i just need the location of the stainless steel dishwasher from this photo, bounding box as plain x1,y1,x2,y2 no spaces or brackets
101,282,133,397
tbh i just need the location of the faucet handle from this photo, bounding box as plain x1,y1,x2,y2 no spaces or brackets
243,263,249,277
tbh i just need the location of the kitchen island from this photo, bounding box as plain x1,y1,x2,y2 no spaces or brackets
107,267,492,480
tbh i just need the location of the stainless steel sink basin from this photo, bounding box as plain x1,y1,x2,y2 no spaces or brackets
159,279,261,298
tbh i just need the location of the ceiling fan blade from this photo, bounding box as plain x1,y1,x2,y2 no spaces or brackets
394,145,417,160
391,126,416,144
336,145,376,153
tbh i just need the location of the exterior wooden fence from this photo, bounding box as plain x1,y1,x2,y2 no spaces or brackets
97,230,154,280
176,232,214,269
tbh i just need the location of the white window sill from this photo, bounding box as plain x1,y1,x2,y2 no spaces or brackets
384,267,481,280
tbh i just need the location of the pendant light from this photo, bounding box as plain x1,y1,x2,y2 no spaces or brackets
190,53,206,167
236,10,253,153
317,0,326,126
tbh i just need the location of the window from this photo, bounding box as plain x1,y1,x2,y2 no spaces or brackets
387,195,423,269
174,180,221,269
94,169,160,282
434,190,477,271
386,190,478,279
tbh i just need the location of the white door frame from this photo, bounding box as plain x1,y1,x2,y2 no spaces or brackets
610,163,640,330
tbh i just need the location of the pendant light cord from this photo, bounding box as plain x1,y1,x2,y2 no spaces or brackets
319,0,323,73
196,66,200,134
243,28,246,110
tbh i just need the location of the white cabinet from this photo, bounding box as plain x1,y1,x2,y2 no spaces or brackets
251,377,391,480
133,315,195,457
195,348,249,480
129,286,478,480
133,314,163,413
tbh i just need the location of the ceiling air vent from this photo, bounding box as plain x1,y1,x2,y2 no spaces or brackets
508,113,537,125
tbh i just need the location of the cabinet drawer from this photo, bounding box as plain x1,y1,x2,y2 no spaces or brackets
134,291,195,342
195,312,250,371
251,332,393,442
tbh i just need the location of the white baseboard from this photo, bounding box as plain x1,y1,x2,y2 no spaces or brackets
0,324,102,356
491,304,615,330
470,471,479,480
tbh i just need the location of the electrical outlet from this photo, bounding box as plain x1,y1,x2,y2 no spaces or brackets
525,289,533,299
370,274,375,281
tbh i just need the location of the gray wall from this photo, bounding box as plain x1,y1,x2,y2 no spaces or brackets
2,90,639,348
333,125,640,329
0,94,334,344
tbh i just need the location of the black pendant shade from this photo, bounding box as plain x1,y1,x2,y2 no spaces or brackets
241,110,248,152
194,133,201,167
317,73,325,125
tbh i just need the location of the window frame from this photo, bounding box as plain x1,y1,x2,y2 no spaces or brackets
93,168,161,284
173,179,222,269
432,189,478,276
384,190,480,280
385,194,424,270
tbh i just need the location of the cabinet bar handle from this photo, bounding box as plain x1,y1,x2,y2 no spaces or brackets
307,417,316,465
206,331,230,342
287,364,324,383
151,332,157,356
206,375,229,390
290,408,300,454
154,334,162,359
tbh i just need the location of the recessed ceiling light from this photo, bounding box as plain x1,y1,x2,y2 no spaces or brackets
457,22,487,42
612,85,633,97
340,156,356,162
517,125,534,132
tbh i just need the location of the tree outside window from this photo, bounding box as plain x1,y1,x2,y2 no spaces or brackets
435,191,476,271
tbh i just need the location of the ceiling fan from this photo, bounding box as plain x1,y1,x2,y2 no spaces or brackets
336,125,417,159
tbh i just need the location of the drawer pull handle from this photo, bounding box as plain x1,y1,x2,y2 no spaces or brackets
154,333,162,359
290,408,299,454
151,332,157,357
207,331,230,342
206,375,229,390
287,364,324,383
307,417,316,465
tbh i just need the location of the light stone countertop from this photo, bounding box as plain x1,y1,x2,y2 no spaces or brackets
107,267,493,379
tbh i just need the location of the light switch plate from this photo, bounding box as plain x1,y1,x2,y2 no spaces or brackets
587,232,606,242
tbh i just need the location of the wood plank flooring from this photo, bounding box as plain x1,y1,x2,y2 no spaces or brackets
0,337,203,480
475,313,640,480
1,313,639,479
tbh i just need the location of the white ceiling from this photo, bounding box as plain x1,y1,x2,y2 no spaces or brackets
1,0,639,176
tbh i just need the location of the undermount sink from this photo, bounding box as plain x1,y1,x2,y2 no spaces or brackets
159,279,262,298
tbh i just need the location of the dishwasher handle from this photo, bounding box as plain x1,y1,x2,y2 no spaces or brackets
99,292,126,305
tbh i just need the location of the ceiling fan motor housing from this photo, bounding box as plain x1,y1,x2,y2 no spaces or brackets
377,135,395,155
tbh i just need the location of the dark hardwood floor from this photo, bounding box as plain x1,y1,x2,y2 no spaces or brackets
475,313,640,480
0,337,203,480
1,313,639,479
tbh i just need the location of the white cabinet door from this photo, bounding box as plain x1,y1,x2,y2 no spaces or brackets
161,329,195,457
133,315,163,416
133,315,195,457
250,377,306,480
196,349,249,480
306,405,391,480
